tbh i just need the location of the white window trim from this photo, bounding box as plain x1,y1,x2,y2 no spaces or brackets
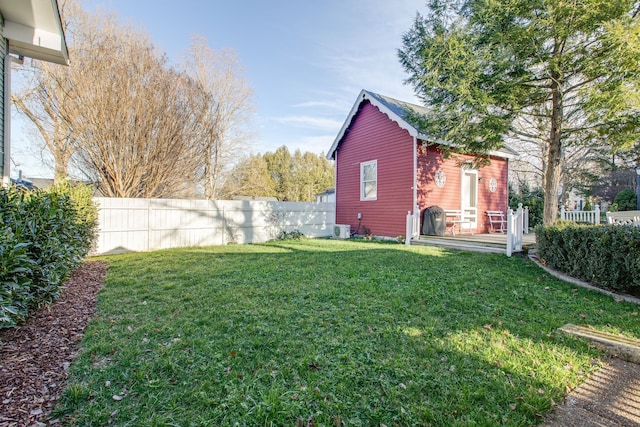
360,160,378,201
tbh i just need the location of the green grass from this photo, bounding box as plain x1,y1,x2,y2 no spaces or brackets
54,239,640,426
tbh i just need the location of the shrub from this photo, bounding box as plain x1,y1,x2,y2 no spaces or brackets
610,189,638,212
509,184,544,229
536,221,640,293
275,229,305,241
0,229,34,325
0,183,98,328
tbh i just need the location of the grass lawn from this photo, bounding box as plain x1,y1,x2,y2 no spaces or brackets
55,239,640,426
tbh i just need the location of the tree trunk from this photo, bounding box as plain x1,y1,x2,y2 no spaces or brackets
543,73,563,225
53,144,71,184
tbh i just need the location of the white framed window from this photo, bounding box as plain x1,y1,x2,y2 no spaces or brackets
360,160,377,201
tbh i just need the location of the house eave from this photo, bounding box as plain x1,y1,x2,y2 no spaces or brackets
0,0,69,65
416,133,520,160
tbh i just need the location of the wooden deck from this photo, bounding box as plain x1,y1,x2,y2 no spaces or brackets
413,232,536,254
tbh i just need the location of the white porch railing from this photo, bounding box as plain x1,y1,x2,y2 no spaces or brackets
560,205,601,224
405,207,420,245
506,203,528,257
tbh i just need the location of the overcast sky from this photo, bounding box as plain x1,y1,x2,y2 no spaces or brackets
12,0,426,179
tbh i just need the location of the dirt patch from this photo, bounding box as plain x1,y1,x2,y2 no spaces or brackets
0,261,106,427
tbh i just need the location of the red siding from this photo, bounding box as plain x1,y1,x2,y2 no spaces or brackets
416,146,509,233
335,101,414,237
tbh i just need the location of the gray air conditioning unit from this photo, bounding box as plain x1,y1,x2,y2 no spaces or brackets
333,224,351,239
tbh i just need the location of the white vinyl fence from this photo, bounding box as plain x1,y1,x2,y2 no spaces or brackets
560,205,601,224
93,198,335,255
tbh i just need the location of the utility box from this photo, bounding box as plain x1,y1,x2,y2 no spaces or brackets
333,224,351,239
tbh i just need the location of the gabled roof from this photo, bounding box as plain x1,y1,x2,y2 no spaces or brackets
326,89,519,160
0,0,69,65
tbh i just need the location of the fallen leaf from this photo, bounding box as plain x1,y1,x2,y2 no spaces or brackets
449,365,456,372
537,388,545,395
398,383,407,390
112,395,123,401
30,408,43,416
483,324,493,330
509,403,517,411
104,381,111,388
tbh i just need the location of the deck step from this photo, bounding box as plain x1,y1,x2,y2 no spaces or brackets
558,324,640,364
413,238,506,254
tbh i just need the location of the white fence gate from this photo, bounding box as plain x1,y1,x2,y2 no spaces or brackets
93,198,335,255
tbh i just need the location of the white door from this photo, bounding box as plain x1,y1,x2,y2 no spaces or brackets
460,167,478,230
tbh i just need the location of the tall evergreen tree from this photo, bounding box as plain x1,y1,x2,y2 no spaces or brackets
399,0,640,224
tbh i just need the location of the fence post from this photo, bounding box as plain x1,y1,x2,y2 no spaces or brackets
524,206,529,234
560,206,566,221
405,211,413,246
506,208,513,257
516,204,523,252
147,200,152,252
595,205,601,224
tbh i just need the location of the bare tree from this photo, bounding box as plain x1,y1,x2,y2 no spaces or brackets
182,35,254,199
15,1,208,197
508,98,616,207
62,26,202,197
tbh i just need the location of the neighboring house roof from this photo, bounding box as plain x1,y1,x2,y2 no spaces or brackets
10,177,36,190
327,89,519,161
0,0,69,65
316,188,335,196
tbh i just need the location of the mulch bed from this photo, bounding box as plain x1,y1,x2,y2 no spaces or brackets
0,261,106,427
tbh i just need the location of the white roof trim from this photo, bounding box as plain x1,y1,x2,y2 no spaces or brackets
327,90,417,160
0,0,69,65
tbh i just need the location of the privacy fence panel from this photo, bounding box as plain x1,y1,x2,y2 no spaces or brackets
94,198,335,255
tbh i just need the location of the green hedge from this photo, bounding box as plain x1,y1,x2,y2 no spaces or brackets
535,221,640,293
0,183,98,328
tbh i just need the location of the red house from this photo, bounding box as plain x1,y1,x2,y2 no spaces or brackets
327,90,518,239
